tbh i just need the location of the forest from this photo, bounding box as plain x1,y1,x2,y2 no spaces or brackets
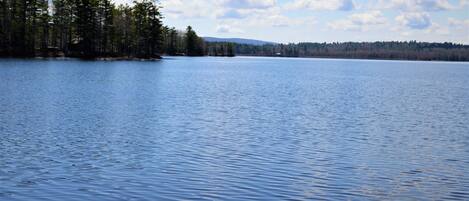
0,0,206,58
229,41,469,61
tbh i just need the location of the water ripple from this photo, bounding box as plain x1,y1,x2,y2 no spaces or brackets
0,57,468,200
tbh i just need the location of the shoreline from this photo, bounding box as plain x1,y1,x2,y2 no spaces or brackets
0,55,468,62
0,55,164,61
234,55,469,63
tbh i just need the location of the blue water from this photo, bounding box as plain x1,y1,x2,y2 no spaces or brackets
1,57,468,200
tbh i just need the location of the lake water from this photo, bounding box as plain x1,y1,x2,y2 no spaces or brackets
0,57,468,200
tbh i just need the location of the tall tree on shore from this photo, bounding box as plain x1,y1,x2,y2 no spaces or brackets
37,0,49,54
185,26,204,56
113,4,135,56
52,0,75,54
97,0,113,55
75,0,98,57
133,0,162,58
0,0,9,54
147,1,163,55
167,27,178,55
8,0,30,56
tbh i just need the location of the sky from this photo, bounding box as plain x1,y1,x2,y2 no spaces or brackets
113,0,469,44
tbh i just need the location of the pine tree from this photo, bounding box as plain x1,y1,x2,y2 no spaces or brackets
97,0,113,55
0,0,10,55
75,0,98,57
185,26,204,56
37,0,49,54
113,4,134,56
52,0,74,53
167,27,178,55
147,1,162,55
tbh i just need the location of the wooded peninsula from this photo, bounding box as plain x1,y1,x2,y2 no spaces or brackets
1,0,468,61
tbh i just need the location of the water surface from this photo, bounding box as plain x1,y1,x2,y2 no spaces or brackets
1,57,469,200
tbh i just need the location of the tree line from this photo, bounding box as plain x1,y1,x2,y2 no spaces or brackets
0,0,206,58
228,41,469,61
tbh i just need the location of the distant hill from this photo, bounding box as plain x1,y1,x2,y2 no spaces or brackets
203,37,276,46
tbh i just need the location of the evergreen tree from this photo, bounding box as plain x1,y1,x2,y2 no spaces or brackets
75,0,98,57
0,0,10,54
167,27,178,55
52,0,75,54
132,0,162,58
9,0,28,56
147,1,162,55
97,0,113,55
185,26,204,56
113,4,134,56
37,0,49,54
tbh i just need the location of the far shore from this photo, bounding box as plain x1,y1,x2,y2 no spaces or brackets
1,54,468,62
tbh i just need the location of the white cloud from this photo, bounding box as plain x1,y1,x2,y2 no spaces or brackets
286,0,355,11
219,7,315,28
112,0,132,5
378,0,455,11
216,24,245,33
426,23,450,35
328,11,387,31
389,16,468,41
160,0,216,18
448,18,469,28
220,0,276,9
214,1,316,28
461,0,469,6
252,14,315,27
255,14,293,27
395,12,432,29
215,0,279,20
216,9,247,19
447,18,469,40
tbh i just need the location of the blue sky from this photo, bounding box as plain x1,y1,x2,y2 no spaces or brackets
114,0,469,44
